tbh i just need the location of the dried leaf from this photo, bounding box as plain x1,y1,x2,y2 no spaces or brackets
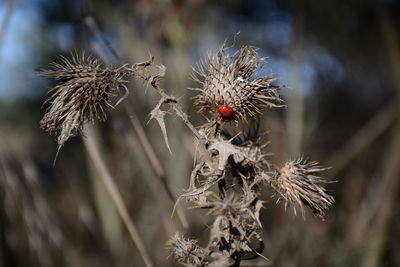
149,101,172,154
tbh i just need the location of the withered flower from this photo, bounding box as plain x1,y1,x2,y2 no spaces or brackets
38,52,133,149
191,45,284,122
271,158,334,217
206,194,244,217
167,233,206,266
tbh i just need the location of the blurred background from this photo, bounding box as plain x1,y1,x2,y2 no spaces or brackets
1,0,399,266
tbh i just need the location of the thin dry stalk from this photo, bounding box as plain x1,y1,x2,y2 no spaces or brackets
361,10,400,266
286,11,305,156
125,106,189,229
361,123,400,267
0,155,65,267
84,15,189,228
83,125,154,267
326,102,397,178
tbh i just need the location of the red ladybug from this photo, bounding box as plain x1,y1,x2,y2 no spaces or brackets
217,105,234,122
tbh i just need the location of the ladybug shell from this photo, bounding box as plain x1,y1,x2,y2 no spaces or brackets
217,105,234,121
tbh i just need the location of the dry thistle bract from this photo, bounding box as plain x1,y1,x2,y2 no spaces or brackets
192,45,284,122
38,52,132,148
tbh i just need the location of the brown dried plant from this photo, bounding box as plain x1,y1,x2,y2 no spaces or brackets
38,52,156,267
38,52,151,161
167,233,207,266
38,44,334,266
139,44,334,266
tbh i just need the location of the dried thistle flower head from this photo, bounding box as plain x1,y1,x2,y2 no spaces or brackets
167,233,206,266
38,52,133,151
271,158,334,217
192,45,284,123
206,194,243,217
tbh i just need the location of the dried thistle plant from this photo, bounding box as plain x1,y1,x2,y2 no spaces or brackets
38,52,156,266
139,44,334,266
38,52,152,161
38,43,334,266
191,45,284,123
271,158,335,217
167,233,207,266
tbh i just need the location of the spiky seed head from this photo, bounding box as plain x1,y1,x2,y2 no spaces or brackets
38,52,131,147
167,233,206,266
270,158,334,217
191,45,284,122
207,194,242,217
